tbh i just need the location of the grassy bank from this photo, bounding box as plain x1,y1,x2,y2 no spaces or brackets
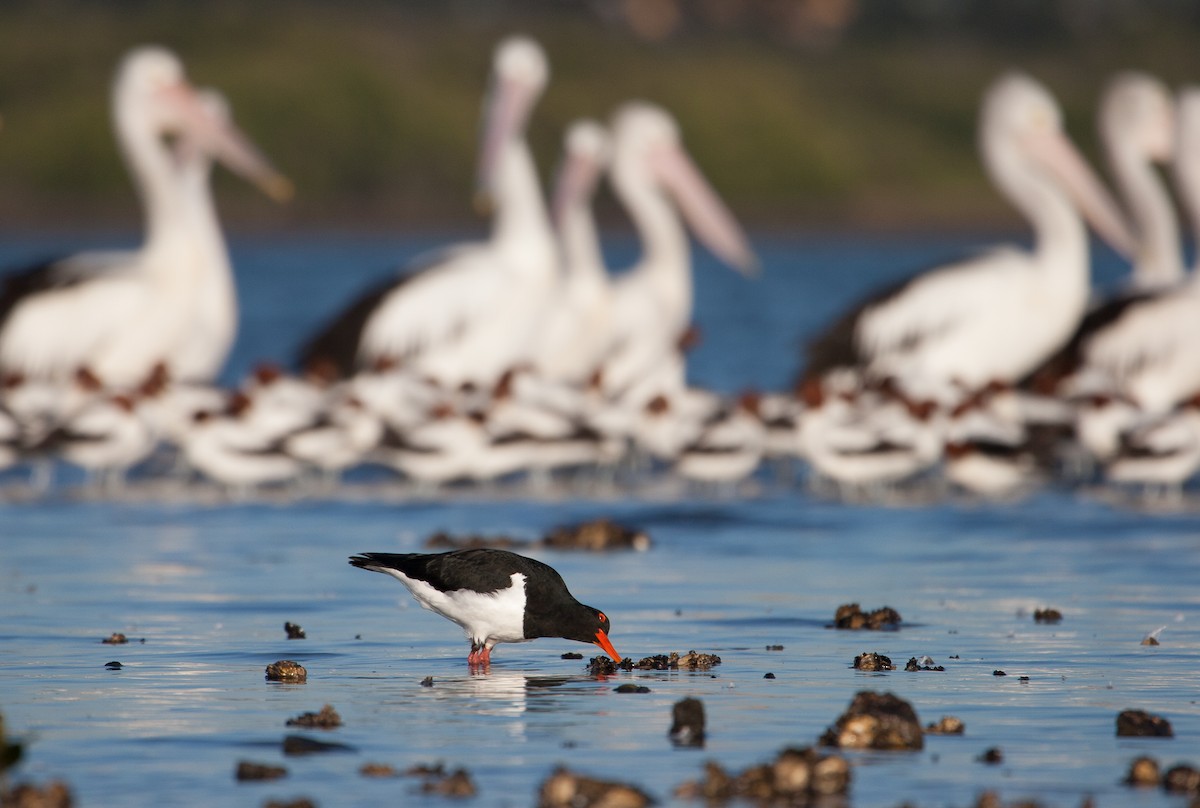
0,2,1198,234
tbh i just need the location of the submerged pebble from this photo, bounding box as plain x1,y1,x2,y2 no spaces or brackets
1033,608,1063,624
819,690,924,751
1164,764,1200,793
924,716,965,735
1116,709,1173,737
540,519,651,552
281,734,355,756
104,661,122,670
265,661,307,683
538,765,652,808
614,683,651,694
359,763,398,778
263,800,315,808
1125,756,1161,787
674,746,850,802
404,763,477,798
101,633,128,645
424,531,530,551
905,655,945,672
0,780,73,808
831,603,902,630
285,705,341,730
978,747,1004,764
669,697,705,747
587,651,720,676
235,761,288,782
852,652,895,671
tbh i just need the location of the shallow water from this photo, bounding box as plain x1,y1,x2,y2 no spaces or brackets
2,233,1198,807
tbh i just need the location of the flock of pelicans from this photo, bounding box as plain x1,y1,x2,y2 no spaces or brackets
2,38,1200,500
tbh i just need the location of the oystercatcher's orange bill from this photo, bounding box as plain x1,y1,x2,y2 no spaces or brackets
594,629,621,663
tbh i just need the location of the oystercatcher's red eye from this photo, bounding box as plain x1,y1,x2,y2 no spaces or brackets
598,612,607,623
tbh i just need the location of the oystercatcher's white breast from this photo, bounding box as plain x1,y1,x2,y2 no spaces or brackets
382,568,529,646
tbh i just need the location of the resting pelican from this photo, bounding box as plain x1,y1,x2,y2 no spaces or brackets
533,119,614,384
1100,72,1181,290
802,72,1135,403
1064,86,1200,415
0,46,290,388
596,102,758,401
300,36,557,387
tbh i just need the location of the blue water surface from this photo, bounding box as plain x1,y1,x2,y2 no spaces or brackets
1,231,1197,808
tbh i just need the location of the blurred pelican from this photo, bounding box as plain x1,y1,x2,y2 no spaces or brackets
802,72,1135,404
0,46,290,388
533,119,614,384
1099,71,1181,290
300,36,557,388
596,102,758,402
1061,86,1200,418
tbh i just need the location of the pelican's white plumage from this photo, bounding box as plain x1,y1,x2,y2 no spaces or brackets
303,36,557,388
1069,85,1200,414
533,119,614,384
1099,71,1181,290
597,102,757,401
0,47,288,388
805,72,1136,399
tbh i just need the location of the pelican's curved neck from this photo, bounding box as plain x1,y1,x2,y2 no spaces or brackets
559,186,606,286
1107,140,1183,288
490,141,555,273
115,106,186,257
616,165,690,295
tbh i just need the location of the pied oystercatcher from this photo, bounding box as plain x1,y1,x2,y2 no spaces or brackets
349,549,621,667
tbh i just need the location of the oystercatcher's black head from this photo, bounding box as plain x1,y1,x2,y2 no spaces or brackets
525,596,620,662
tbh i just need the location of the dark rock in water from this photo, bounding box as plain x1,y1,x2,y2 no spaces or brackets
763,672,776,679
265,660,307,683
561,652,584,660
263,800,316,808
1141,634,1161,646
674,746,851,802
424,531,531,551
422,769,475,797
104,661,123,670
286,704,342,729
404,762,477,797
924,716,965,735
635,651,721,671
420,676,434,687
1125,756,1161,787
281,734,355,756
0,714,24,775
905,655,944,672
284,622,306,640
539,519,651,552
852,652,894,671
765,644,784,651
587,656,628,676
360,762,398,778
669,697,705,747
0,780,73,808
1164,764,1200,793
538,765,653,808
992,670,1007,677
101,633,128,645
978,747,1004,764
614,683,651,694
235,760,288,781
1117,709,1173,737
819,690,924,750
831,603,902,630
1033,608,1063,624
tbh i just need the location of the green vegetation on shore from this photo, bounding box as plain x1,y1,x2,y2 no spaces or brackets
0,1,1198,233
